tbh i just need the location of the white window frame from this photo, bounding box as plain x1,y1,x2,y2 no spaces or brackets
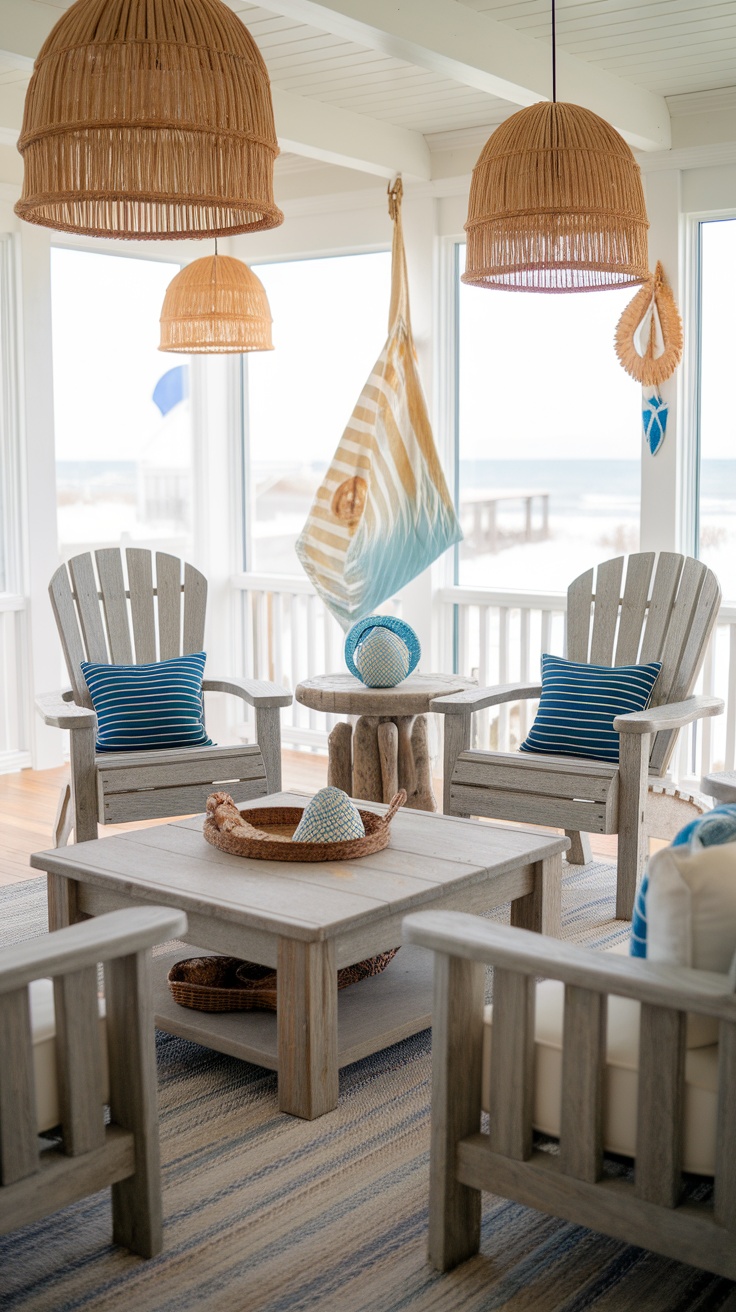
0,231,31,769
687,208,736,573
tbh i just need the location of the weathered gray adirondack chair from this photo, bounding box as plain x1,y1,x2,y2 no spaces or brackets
433,553,723,919
404,909,736,1280
0,905,187,1256
39,548,292,847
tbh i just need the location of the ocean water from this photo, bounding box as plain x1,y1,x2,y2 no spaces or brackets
56,460,136,488
56,457,736,515
459,459,736,519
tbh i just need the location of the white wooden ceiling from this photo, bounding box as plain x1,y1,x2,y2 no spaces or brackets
232,2,511,133
0,0,734,180
468,0,736,97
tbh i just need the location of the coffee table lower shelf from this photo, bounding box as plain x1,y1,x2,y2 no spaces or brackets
152,941,435,1072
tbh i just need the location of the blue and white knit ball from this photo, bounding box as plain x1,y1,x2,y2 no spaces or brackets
293,787,365,843
354,626,411,688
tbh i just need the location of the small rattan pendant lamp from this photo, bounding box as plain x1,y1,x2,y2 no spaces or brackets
15,0,283,240
159,252,273,354
463,0,649,292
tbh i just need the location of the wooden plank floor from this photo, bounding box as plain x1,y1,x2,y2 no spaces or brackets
0,750,618,889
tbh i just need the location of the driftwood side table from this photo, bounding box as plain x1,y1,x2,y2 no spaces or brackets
701,772,736,803
295,673,475,812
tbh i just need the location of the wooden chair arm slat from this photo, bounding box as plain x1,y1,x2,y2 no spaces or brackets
0,908,187,994
202,676,292,708
402,913,736,1020
615,695,724,735
432,682,542,714
36,692,96,730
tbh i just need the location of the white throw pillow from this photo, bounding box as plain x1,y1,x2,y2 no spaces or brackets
647,839,736,973
645,839,736,1048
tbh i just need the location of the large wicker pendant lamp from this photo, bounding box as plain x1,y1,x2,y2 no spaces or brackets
159,254,273,354
15,0,283,240
463,0,649,292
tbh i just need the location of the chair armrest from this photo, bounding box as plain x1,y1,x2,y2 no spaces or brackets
36,691,96,730
0,907,188,994
614,695,724,735
431,682,542,715
202,676,292,709
402,911,736,1021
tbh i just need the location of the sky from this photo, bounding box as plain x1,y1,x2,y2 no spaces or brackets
50,222,735,468
51,247,183,464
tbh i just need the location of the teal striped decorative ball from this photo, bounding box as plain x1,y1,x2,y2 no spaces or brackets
354,627,411,688
345,616,420,684
293,787,365,843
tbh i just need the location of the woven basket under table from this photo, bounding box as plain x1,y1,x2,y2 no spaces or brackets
168,950,401,1013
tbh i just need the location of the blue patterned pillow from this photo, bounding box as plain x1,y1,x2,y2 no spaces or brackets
630,873,649,957
81,651,213,752
520,654,661,764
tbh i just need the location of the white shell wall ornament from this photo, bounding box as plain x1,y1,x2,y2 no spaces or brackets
614,261,683,387
614,261,683,458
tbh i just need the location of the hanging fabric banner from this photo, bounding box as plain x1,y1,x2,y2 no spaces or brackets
296,179,462,629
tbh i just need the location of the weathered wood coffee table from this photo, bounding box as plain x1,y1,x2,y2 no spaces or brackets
32,794,567,1120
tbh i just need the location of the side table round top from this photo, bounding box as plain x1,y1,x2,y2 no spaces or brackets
295,672,475,716
701,771,736,804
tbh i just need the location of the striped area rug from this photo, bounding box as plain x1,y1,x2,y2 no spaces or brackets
1,869,734,1312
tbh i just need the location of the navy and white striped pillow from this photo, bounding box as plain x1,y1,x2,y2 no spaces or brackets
520,653,661,764
81,651,212,753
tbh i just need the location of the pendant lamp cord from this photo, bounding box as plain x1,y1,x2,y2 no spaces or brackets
215,236,218,256
551,0,557,103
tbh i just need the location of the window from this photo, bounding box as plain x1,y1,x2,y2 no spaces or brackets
50,248,195,562
697,217,736,602
455,244,642,592
0,232,28,765
245,251,391,574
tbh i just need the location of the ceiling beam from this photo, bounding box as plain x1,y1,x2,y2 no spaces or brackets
246,0,671,152
0,0,430,179
273,88,430,179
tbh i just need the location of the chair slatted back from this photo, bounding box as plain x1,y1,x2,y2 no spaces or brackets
0,987,38,1186
487,967,736,1247
565,552,721,776
0,967,106,1190
50,549,208,708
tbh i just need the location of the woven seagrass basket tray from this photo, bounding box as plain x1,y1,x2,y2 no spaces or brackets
168,950,400,1013
203,789,405,861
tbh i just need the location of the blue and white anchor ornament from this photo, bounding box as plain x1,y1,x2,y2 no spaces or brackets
642,390,668,456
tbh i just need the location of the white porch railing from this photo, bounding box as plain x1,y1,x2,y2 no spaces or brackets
435,585,566,758
232,572,401,750
232,573,736,793
437,585,736,795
